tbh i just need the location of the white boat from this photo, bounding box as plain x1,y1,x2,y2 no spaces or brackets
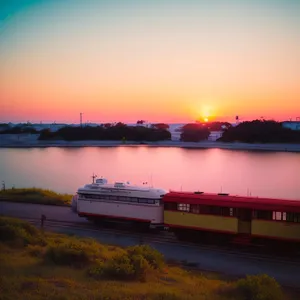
72,177,167,229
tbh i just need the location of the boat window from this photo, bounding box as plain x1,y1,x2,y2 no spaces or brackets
138,198,148,203
130,197,138,202
147,199,155,204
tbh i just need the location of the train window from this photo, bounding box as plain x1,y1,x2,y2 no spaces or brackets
221,207,229,216
109,196,118,200
211,206,222,215
272,211,286,221
272,212,276,220
190,204,200,214
199,205,210,214
164,202,177,210
178,203,190,212
147,199,155,204
254,210,272,220
282,212,287,221
286,212,300,223
229,208,234,216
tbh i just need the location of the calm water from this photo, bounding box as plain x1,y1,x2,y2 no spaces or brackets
0,147,299,200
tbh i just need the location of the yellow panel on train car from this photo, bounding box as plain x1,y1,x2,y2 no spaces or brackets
252,220,300,241
164,211,238,234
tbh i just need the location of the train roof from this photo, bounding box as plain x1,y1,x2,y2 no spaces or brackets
164,191,300,212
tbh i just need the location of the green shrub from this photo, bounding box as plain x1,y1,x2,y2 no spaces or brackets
104,253,136,279
127,244,164,269
129,254,152,282
0,216,45,247
89,253,135,280
235,274,283,300
89,245,163,282
87,261,105,279
45,241,91,267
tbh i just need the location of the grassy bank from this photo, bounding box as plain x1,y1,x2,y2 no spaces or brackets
0,188,72,206
0,216,293,300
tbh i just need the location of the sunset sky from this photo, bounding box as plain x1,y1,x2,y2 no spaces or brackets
0,0,299,124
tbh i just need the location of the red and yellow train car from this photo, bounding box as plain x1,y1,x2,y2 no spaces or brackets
163,191,300,248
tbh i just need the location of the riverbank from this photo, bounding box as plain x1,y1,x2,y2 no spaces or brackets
0,188,72,206
1,134,300,152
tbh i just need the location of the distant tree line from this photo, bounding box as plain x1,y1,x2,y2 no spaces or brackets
3,120,300,144
219,120,300,143
0,124,39,134
38,123,171,142
180,123,211,142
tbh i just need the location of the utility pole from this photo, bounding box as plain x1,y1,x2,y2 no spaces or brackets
80,113,83,127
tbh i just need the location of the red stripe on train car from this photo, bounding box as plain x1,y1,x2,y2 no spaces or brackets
163,192,300,213
78,212,151,223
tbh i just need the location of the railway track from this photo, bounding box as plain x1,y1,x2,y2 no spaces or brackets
21,216,300,266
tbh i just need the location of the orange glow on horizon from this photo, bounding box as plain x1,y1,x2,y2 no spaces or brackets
0,1,299,123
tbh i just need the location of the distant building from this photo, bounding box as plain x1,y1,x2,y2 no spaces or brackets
208,131,223,141
282,121,300,131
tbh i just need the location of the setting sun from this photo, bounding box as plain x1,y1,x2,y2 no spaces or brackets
204,117,209,122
